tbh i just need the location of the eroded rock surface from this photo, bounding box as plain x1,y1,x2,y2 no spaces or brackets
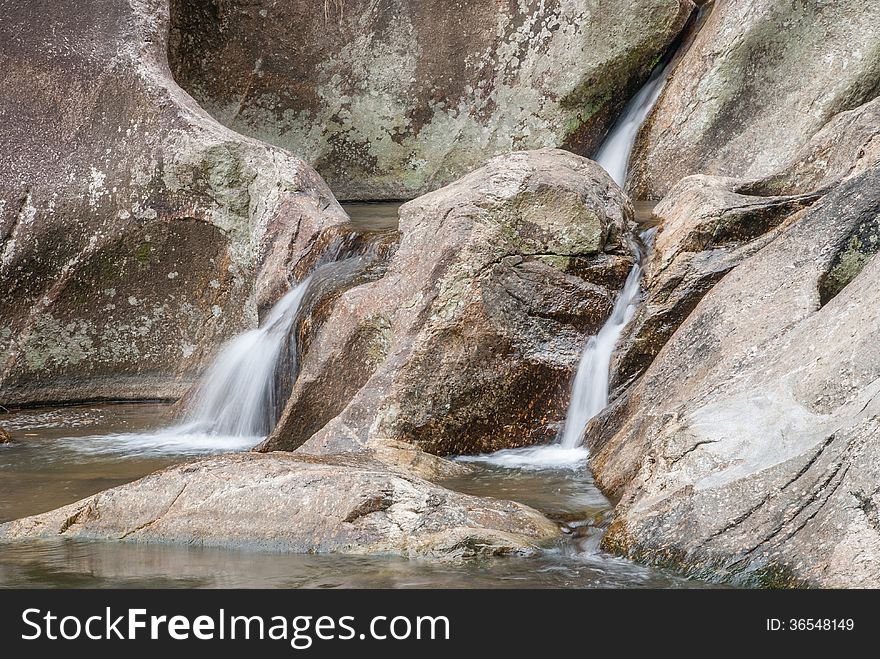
612,95,880,390
0,0,346,406
0,452,559,558
169,0,694,199
591,160,880,587
628,0,880,199
260,149,635,456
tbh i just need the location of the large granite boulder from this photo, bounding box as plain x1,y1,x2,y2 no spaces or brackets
0,452,559,559
259,149,636,457
591,159,880,587
612,95,880,389
169,0,694,199
628,0,880,199
0,0,347,406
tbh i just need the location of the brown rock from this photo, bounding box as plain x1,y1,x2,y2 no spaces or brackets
612,95,880,391
628,0,880,199
169,0,694,199
0,0,347,406
591,159,880,587
260,149,636,457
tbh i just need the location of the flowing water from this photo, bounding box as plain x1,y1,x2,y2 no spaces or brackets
0,100,694,587
178,279,311,439
558,264,642,448
467,45,672,472
0,402,711,588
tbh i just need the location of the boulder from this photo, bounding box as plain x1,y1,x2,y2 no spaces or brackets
611,177,821,388
628,0,880,199
259,149,635,457
612,95,880,389
169,0,694,199
0,0,347,406
0,452,559,559
591,160,880,587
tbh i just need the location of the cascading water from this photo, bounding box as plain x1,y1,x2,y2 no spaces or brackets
592,56,675,187
178,279,311,438
461,43,677,470
63,279,311,457
556,263,642,449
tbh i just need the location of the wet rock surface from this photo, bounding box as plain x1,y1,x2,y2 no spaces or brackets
0,0,347,406
0,452,560,559
169,0,694,199
259,149,636,457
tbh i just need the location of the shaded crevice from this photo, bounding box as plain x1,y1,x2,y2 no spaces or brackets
818,215,880,306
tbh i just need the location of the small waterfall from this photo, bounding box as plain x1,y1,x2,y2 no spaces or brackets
60,280,312,457
461,43,677,470
548,46,682,454
592,61,673,187
180,279,311,438
557,264,642,449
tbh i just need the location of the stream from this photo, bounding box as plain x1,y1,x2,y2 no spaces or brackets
0,399,706,588
0,21,710,587
0,203,714,589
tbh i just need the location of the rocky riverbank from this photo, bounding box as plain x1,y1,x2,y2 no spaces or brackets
2,0,879,585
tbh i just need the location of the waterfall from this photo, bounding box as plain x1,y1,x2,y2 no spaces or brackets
592,60,673,187
460,47,674,470
62,279,311,457
179,279,311,438
557,264,642,449
547,49,681,454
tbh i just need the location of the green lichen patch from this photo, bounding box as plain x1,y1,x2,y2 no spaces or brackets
819,217,880,306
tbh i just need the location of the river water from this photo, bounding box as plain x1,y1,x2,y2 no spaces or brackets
0,401,709,588
0,202,709,589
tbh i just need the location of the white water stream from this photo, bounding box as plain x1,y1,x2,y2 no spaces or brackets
463,53,675,470
64,280,311,456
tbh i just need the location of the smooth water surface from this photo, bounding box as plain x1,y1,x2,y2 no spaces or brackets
0,403,711,588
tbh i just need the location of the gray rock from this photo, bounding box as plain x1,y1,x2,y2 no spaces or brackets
628,0,880,199
611,176,822,389
260,149,636,457
613,95,880,390
0,0,346,406
591,160,880,587
169,0,694,199
0,452,559,559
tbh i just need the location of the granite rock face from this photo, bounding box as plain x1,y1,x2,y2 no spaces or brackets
628,0,880,199
0,452,560,559
612,95,880,390
591,159,880,587
260,149,636,457
0,0,347,406
169,0,694,199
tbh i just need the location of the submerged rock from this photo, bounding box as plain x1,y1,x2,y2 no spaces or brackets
0,0,346,406
0,426,11,445
260,149,635,457
591,159,880,587
628,0,880,199
0,452,559,559
169,0,694,199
